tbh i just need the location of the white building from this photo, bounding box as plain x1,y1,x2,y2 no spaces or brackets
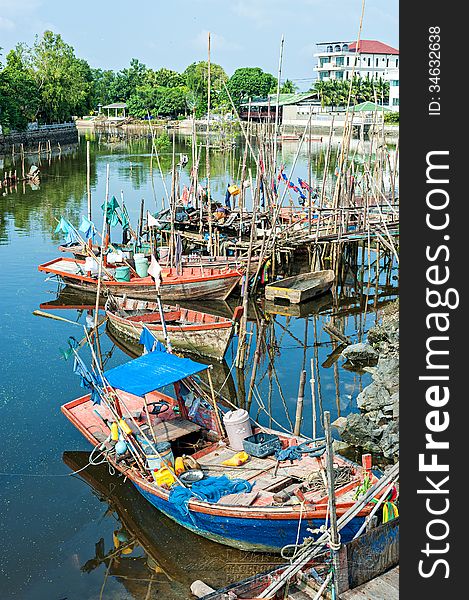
314,40,399,82
384,68,400,111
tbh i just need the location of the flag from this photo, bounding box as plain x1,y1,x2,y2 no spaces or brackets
139,326,157,354
79,216,96,240
147,211,159,228
55,217,77,244
101,195,120,227
148,255,162,291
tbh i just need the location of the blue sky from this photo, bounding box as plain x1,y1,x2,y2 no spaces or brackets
0,0,398,89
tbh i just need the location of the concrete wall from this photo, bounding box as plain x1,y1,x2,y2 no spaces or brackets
0,123,78,154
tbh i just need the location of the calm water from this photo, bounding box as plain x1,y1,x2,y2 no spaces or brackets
0,133,397,599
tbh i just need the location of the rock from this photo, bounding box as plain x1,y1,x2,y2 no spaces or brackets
380,420,399,459
357,382,391,412
342,342,379,366
332,416,348,434
332,440,351,453
340,413,383,453
392,392,399,418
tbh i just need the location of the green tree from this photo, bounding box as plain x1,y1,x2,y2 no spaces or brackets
223,67,277,108
0,47,40,131
280,79,297,94
147,68,184,88
183,61,228,116
31,31,94,122
110,58,147,101
91,68,117,107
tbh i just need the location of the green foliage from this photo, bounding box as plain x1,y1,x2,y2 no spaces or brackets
147,68,185,88
127,85,188,118
110,58,147,102
0,47,40,131
280,79,297,94
384,112,399,124
183,61,228,117
153,132,171,151
311,76,390,109
32,31,94,122
223,67,277,107
90,68,117,106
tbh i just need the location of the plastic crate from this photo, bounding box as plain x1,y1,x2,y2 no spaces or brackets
243,432,282,458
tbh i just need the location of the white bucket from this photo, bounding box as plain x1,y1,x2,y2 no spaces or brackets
133,252,146,261
107,251,123,265
223,409,253,451
84,256,98,274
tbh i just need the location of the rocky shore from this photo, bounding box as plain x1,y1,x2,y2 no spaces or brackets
334,301,399,460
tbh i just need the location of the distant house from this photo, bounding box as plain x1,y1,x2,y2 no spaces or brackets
239,92,320,122
101,102,128,120
314,40,399,82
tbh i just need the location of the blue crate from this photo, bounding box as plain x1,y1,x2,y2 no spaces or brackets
243,432,282,458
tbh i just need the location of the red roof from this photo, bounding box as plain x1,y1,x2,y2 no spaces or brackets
349,40,399,55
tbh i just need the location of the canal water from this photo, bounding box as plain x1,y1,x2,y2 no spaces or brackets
0,133,397,599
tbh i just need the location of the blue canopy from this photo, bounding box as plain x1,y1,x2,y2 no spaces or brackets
104,351,208,397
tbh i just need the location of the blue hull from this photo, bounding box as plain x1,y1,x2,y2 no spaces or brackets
134,481,365,552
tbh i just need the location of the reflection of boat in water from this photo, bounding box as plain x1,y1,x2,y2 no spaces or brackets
105,323,238,402
63,451,280,598
263,291,334,318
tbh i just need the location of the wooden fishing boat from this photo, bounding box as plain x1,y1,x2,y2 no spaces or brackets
105,295,241,360
265,270,335,304
62,351,382,553
38,257,242,301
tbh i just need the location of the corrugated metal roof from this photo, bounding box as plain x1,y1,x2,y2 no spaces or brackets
241,92,317,108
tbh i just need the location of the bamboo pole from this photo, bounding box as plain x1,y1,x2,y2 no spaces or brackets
94,163,110,331
246,319,267,411
206,32,213,256
272,35,285,173
293,370,306,436
324,410,340,597
86,140,92,221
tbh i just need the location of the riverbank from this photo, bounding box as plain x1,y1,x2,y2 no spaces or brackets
334,300,399,460
0,122,78,154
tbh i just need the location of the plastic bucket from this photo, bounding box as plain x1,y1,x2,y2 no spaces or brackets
144,441,175,471
134,256,149,278
107,251,123,265
84,256,98,275
115,266,131,282
223,409,253,450
159,246,170,262
133,252,146,262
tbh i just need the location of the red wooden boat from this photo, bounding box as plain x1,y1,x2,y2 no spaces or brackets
38,257,242,301
105,295,241,360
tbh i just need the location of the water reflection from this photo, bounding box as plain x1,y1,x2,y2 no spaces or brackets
0,132,398,599
63,451,280,600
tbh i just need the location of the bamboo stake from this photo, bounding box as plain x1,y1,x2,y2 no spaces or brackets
94,163,110,331
272,35,285,173
293,370,306,436
246,319,267,411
